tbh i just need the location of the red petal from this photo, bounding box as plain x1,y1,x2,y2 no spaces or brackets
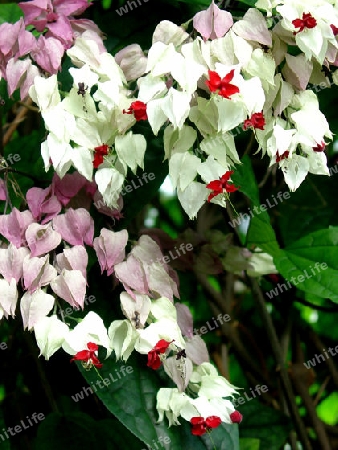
191,425,206,436
206,180,222,191
91,353,103,368
230,411,243,424
190,417,205,425
219,83,240,99
220,171,234,183
147,350,162,370
70,350,91,362
205,416,222,428
153,339,173,353
225,182,238,193
222,69,235,84
206,70,221,91
87,342,99,351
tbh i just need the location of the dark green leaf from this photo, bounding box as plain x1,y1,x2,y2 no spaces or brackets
274,227,338,302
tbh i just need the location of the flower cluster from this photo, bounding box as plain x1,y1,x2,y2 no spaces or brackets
0,0,103,99
2,0,338,439
20,0,334,221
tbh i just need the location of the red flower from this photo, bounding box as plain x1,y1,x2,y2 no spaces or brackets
147,339,174,370
190,416,222,435
243,112,265,131
276,150,289,163
292,13,317,34
206,70,239,99
230,411,243,424
123,101,147,121
331,24,338,36
70,342,103,369
206,171,239,202
313,141,326,152
93,144,109,169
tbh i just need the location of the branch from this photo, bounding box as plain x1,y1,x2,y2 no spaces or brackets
3,98,33,147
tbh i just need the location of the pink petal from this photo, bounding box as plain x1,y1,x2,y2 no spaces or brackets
185,335,210,365
56,245,88,279
25,223,62,257
23,254,57,293
52,172,95,206
0,244,30,283
52,208,94,246
175,303,194,338
17,21,37,57
31,36,64,74
0,20,22,56
26,186,62,224
19,0,51,26
50,269,86,309
20,288,54,330
6,58,31,97
144,263,178,301
46,15,73,46
114,255,149,297
93,229,128,276
0,179,7,200
19,62,40,100
53,0,91,17
232,9,272,46
0,278,18,318
0,208,35,248
193,0,233,40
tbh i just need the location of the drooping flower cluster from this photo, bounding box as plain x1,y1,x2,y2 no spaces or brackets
21,0,335,221
0,0,103,99
2,0,338,438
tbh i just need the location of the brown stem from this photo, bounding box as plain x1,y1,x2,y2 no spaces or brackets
3,98,33,147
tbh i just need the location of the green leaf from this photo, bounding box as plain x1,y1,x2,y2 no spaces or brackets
77,353,239,450
237,400,292,450
34,412,106,450
0,3,23,25
239,437,260,450
231,155,280,256
232,155,260,207
246,212,280,256
274,227,338,302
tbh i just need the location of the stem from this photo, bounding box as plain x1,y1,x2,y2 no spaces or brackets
3,98,33,147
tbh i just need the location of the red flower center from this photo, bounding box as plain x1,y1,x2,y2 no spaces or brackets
147,339,174,370
276,150,289,163
70,342,103,369
206,70,240,99
243,112,265,131
93,144,109,169
123,101,148,121
190,416,222,435
206,170,239,202
292,13,317,34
